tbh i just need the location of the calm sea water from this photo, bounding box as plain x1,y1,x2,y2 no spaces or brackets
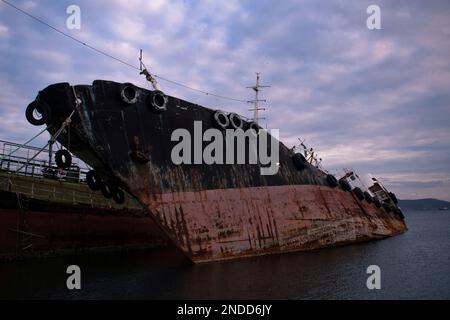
1,210,449,299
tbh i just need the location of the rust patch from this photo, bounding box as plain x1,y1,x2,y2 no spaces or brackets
129,136,149,163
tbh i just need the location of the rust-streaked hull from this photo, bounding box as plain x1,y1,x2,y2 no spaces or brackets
139,184,406,263
31,80,407,263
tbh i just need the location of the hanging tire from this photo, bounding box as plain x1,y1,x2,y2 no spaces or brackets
383,203,392,213
55,149,72,169
389,192,398,204
292,153,307,170
326,174,338,187
121,83,138,104
213,111,229,130
25,100,51,126
100,183,113,199
112,188,125,205
364,191,373,203
339,179,352,192
151,90,168,112
353,187,365,200
86,170,102,191
373,197,382,208
229,113,243,130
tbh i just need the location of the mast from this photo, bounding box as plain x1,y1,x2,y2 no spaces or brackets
247,72,270,125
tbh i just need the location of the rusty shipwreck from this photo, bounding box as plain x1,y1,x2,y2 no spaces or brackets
24,80,407,263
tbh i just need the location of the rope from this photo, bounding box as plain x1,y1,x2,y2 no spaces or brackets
14,110,76,174
153,74,247,103
0,0,139,71
10,84,81,171
68,121,71,150
1,0,248,104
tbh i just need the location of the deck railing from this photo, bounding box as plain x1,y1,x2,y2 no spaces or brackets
0,139,142,210
0,139,90,183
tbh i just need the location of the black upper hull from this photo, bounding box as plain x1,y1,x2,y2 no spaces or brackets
37,80,330,195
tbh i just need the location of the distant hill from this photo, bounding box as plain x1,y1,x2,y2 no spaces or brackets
398,198,450,211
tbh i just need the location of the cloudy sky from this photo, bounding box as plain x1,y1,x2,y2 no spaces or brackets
0,0,449,200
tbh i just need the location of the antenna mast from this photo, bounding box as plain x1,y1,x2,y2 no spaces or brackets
247,72,270,125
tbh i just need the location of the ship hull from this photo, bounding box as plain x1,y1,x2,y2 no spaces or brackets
139,184,406,263
32,80,407,263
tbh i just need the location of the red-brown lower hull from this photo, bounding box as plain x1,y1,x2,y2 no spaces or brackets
138,184,407,263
